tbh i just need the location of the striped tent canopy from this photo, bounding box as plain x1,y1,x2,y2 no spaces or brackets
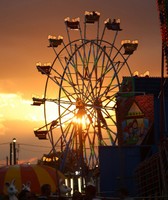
0,164,65,195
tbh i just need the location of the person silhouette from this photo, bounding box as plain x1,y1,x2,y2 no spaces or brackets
37,184,51,200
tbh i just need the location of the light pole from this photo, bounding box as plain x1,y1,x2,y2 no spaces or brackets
9,142,12,165
13,138,17,165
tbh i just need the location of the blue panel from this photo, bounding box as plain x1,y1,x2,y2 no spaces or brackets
99,146,141,197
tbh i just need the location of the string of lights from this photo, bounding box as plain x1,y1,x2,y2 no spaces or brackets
0,142,51,148
0,142,52,166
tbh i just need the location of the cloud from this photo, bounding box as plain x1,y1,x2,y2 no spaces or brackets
0,93,44,122
0,123,8,135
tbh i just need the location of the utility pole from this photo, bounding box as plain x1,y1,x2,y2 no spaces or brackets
9,138,17,165
6,156,8,166
13,138,17,165
10,142,12,165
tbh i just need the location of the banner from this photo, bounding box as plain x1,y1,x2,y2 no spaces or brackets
116,94,154,145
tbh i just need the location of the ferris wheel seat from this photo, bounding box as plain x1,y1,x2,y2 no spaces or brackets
64,17,80,30
122,41,138,55
31,101,42,106
48,38,63,47
105,23,122,31
36,65,51,75
34,130,48,140
85,11,100,23
105,18,122,31
65,21,80,30
32,97,44,106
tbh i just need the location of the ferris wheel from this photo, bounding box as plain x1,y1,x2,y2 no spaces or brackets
33,11,138,173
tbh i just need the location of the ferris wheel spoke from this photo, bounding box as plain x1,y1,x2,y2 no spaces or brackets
83,132,99,167
76,42,104,99
64,54,93,98
88,146,99,167
73,43,94,93
58,68,86,100
102,44,128,80
59,127,76,171
108,50,132,76
75,43,90,80
86,43,100,79
101,109,116,129
102,64,119,90
74,46,89,96
93,46,106,82
84,42,92,77
95,48,108,97
115,59,131,76
96,46,120,97
74,46,84,94
59,121,77,150
100,46,107,74
64,57,76,83
103,83,119,97
48,68,81,99
58,103,74,117
51,123,74,157
59,86,76,102
97,74,117,98
64,60,82,98
97,45,113,72
60,78,82,102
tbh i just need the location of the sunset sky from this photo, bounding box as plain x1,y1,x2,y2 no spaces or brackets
0,0,163,165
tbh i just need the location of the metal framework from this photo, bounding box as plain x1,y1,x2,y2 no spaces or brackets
32,11,138,180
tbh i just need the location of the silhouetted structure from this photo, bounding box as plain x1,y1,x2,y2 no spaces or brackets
99,76,168,197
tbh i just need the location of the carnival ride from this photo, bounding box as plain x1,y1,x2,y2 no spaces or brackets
32,11,138,189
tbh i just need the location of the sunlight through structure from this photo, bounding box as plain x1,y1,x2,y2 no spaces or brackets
32,11,138,189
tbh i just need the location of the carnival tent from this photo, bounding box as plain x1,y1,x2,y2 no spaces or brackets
0,164,65,195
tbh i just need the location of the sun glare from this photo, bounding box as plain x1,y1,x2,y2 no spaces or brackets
0,93,44,122
45,99,76,124
45,101,58,122
73,115,90,126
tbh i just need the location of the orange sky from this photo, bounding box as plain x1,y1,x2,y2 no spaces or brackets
0,0,163,165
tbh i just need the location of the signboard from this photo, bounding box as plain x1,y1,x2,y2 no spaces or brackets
116,94,154,145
